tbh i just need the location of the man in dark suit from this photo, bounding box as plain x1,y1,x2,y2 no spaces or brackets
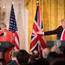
44,19,65,40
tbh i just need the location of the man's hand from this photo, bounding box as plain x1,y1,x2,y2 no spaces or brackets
37,32,44,35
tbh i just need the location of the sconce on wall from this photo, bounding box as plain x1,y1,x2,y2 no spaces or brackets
0,7,5,22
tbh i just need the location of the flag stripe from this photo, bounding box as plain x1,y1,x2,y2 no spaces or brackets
37,35,46,49
30,36,38,51
38,6,40,26
33,23,39,32
14,32,20,43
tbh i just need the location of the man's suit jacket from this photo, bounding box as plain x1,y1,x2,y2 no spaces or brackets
44,26,63,40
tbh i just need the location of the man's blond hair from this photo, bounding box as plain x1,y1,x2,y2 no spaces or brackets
61,19,65,22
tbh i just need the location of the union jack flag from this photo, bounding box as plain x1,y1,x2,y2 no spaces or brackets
9,4,20,50
30,3,46,52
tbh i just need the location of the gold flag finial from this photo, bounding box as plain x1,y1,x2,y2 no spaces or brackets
12,0,14,4
36,0,39,6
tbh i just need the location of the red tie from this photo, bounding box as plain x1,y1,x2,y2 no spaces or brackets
61,29,65,40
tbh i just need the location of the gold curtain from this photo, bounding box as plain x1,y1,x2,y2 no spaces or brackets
25,0,65,48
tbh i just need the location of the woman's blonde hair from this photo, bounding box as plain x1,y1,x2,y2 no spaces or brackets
0,22,6,28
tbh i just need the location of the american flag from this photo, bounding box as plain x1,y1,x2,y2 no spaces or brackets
9,4,20,50
30,3,46,52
